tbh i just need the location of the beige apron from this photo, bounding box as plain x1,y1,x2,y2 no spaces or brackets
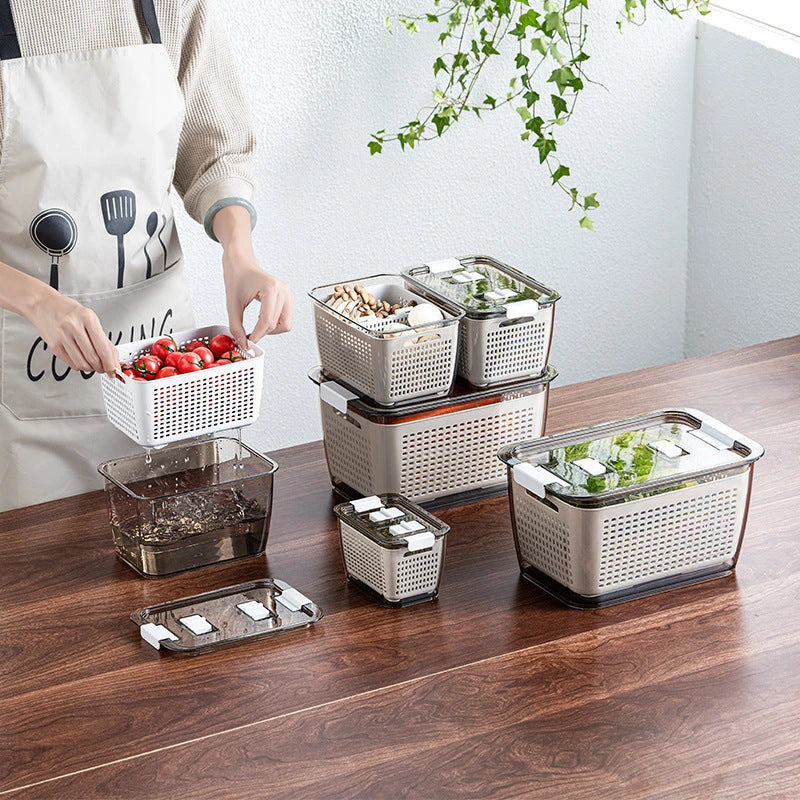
0,0,195,511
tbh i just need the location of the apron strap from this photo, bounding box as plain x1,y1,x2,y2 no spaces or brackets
140,0,162,45
0,0,21,61
0,0,161,59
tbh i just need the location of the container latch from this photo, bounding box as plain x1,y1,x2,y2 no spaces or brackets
140,622,178,651
513,463,569,498
276,585,313,613
691,420,736,450
504,299,540,319
405,531,436,552
351,495,383,513
320,381,359,414
426,257,462,275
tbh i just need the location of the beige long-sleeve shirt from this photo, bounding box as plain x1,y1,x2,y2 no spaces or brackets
0,0,256,226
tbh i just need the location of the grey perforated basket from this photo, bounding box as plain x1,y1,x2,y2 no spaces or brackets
499,409,764,608
309,275,463,406
310,366,556,506
334,494,449,606
403,256,559,388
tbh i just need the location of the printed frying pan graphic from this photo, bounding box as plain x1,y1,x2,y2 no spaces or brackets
29,209,78,291
100,190,136,288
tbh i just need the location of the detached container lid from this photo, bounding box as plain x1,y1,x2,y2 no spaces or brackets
309,365,557,423
334,493,449,550
499,409,764,507
402,255,560,319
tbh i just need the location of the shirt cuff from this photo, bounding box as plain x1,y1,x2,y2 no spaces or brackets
203,197,258,242
192,175,256,237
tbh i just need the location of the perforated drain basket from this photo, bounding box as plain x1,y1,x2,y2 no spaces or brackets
310,365,556,506
100,325,264,447
403,256,559,387
499,409,764,608
309,274,463,406
334,494,449,606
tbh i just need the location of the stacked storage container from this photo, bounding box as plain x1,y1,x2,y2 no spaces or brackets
309,256,560,507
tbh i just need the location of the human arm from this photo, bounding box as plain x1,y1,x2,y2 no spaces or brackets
0,260,118,376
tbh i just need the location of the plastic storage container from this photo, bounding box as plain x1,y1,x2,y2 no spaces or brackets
403,256,559,387
334,494,450,606
98,437,278,577
310,365,556,506
100,325,264,447
498,409,764,608
309,274,463,406
131,578,322,654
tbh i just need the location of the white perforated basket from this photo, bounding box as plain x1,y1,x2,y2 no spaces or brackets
310,275,463,406
100,325,264,447
312,367,555,505
500,409,764,607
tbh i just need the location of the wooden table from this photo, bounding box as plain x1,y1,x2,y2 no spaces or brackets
1,337,798,799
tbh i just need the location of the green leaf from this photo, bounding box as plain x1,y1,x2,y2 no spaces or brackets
483,94,497,109
496,0,511,15
432,113,452,136
426,14,439,23
516,106,532,122
547,66,577,94
515,52,530,69
534,136,557,163
520,131,531,141
433,57,447,76
531,37,548,56
383,16,392,34
551,164,570,184
524,90,540,107
583,192,600,210
368,141,382,155
566,0,589,11
551,94,568,117
579,215,594,230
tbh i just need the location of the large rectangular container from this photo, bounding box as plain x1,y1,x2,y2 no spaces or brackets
403,256,559,387
98,437,278,577
334,494,449,606
498,409,764,608
309,274,463,406
311,365,556,506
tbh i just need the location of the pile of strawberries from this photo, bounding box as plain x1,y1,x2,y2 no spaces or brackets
121,334,244,381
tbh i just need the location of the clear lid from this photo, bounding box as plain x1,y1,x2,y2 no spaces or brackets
499,409,764,507
402,255,560,319
308,365,557,424
333,493,449,549
131,579,322,653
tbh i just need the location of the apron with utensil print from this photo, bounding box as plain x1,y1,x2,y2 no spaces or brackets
0,0,195,511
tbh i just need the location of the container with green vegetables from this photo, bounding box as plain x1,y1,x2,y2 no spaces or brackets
402,255,559,387
498,409,764,608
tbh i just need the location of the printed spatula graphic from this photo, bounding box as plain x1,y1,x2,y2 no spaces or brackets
100,190,136,288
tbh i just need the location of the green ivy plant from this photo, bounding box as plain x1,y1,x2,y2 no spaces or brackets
370,0,709,228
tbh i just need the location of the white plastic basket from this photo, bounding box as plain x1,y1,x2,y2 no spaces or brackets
100,325,264,447
309,275,463,406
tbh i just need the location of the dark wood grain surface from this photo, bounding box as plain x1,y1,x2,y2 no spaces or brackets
1,336,798,799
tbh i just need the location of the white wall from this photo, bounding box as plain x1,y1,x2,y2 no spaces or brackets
178,1,699,452
685,15,800,357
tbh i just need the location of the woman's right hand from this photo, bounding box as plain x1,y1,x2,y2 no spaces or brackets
28,291,119,377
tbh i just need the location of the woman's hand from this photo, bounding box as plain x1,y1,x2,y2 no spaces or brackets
29,290,119,377
214,205,294,350
0,259,118,376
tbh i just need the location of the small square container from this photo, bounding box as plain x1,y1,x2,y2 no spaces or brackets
100,325,264,447
498,409,764,608
98,437,278,577
333,494,449,606
310,365,556,506
403,256,559,387
309,274,463,406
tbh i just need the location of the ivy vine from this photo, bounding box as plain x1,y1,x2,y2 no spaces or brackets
370,0,709,228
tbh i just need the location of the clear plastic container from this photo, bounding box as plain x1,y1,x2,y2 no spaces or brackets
310,366,557,506
498,409,765,607
98,437,278,577
403,256,560,387
334,494,450,606
309,274,464,406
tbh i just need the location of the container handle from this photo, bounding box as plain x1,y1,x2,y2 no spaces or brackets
513,463,568,498
504,299,540,319
320,381,359,414
405,531,436,552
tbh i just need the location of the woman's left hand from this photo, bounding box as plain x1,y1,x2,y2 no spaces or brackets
214,205,294,350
